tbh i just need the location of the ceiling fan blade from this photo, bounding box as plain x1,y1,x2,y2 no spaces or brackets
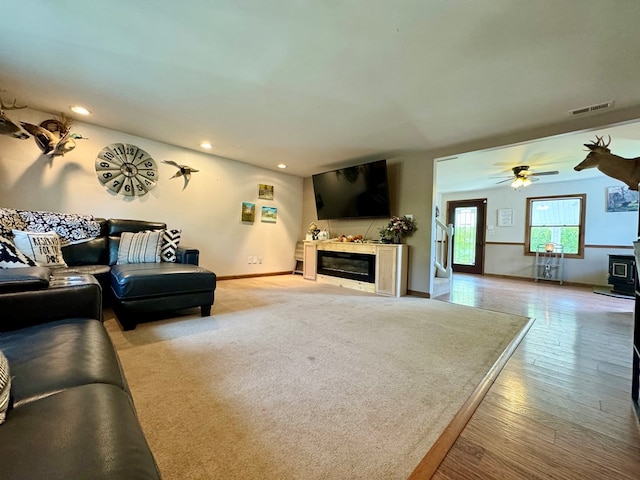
530,170,559,176
495,178,514,184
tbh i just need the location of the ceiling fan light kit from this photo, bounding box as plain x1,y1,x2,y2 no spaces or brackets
511,177,531,189
495,165,559,189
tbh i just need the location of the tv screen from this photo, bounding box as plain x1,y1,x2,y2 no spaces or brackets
312,159,391,220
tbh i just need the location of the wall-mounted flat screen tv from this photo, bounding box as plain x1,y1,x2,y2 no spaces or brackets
312,159,391,220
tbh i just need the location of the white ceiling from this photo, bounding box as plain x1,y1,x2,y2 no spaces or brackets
435,120,640,193
1,1,640,186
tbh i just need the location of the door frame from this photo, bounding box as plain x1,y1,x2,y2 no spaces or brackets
447,198,487,274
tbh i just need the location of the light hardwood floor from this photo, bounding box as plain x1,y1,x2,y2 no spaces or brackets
430,274,640,480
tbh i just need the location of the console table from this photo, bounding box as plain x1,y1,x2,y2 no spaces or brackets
303,240,408,297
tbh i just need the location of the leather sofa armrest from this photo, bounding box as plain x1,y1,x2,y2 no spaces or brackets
0,274,102,332
0,267,51,293
176,246,199,265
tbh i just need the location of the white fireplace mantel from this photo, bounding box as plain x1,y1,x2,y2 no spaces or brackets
303,240,408,297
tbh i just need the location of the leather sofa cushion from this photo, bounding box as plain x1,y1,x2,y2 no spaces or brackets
62,236,109,266
0,275,102,332
0,383,161,480
0,267,50,293
0,318,128,406
111,263,216,299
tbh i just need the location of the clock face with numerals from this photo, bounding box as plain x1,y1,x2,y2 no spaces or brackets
95,143,158,196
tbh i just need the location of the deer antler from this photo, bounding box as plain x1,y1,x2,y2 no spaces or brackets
0,96,27,111
593,135,612,148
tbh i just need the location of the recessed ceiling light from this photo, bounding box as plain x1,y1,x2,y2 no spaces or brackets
277,163,287,169
70,105,91,115
200,142,212,149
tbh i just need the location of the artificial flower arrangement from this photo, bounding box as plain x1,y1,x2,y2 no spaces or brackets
379,215,417,243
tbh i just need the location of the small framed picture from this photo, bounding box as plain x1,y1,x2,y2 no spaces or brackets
497,208,514,227
258,184,274,200
606,185,639,212
241,202,255,222
261,206,277,223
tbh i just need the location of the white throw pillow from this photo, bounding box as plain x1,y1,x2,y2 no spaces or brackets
117,230,163,264
0,350,10,424
11,230,67,267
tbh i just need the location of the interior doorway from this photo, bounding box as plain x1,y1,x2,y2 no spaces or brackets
447,199,486,274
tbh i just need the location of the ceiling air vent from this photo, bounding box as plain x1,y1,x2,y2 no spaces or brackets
569,100,614,116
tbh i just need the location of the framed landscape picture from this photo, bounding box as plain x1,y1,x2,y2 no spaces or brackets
258,184,274,200
261,206,277,223
606,185,639,212
241,202,255,222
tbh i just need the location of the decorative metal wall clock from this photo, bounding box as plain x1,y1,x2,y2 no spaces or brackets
95,143,158,196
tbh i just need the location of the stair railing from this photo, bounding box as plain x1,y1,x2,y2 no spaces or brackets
435,219,454,278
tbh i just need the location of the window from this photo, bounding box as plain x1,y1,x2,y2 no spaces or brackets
525,194,586,258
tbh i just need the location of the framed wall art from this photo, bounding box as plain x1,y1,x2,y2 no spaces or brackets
606,185,639,212
258,184,274,200
261,206,277,223
241,202,255,222
497,208,514,227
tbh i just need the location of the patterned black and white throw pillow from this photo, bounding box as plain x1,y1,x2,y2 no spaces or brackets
0,350,10,424
161,229,182,262
0,208,26,238
18,210,101,246
0,234,36,269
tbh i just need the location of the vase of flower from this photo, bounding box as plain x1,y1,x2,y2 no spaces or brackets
379,215,417,244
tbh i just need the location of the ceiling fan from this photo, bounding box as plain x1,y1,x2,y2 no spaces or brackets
494,165,559,188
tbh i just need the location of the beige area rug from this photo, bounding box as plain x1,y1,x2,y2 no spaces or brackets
104,275,529,480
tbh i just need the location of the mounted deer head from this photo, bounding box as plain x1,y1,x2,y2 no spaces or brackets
0,96,29,139
574,135,640,191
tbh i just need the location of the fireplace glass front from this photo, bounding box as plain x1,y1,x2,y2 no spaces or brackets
317,250,375,283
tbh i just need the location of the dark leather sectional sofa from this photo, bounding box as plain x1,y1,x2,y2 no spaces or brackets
0,273,162,479
0,217,218,478
59,218,217,330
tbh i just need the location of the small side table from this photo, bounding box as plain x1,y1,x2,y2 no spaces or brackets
534,243,564,284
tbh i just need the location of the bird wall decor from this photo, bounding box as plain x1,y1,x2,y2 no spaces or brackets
0,96,30,139
20,114,87,158
162,160,199,189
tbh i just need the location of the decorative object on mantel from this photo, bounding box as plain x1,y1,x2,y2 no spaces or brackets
379,215,417,244
95,143,158,196
574,135,640,191
307,222,320,240
338,234,363,243
162,160,199,190
21,113,87,158
0,95,29,139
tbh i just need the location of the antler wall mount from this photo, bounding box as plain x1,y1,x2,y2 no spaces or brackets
574,135,640,191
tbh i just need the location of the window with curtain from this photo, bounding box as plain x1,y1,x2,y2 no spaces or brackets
525,194,586,257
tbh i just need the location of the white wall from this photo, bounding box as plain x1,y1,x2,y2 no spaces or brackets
0,109,303,277
438,176,638,286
